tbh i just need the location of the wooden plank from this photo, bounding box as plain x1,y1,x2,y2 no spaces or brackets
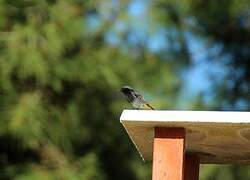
152,127,185,180
184,154,200,180
120,110,250,163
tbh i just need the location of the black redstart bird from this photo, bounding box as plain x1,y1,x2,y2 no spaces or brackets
120,86,154,110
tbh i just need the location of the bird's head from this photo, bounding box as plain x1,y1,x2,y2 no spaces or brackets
120,86,134,95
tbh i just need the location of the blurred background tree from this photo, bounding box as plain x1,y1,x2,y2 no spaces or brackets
0,0,249,179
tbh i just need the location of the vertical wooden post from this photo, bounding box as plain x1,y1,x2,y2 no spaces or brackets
152,127,185,180
184,154,200,180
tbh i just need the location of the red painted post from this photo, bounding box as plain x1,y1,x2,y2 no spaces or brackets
152,127,185,180
184,154,200,180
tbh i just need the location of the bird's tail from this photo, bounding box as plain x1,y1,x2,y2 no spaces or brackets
146,103,154,110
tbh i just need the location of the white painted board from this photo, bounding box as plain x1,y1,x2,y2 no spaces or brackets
120,110,250,164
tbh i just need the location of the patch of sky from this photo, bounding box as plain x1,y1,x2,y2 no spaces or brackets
104,0,150,47
127,0,148,17
182,32,212,92
147,29,167,52
114,21,126,32
105,30,120,45
105,21,127,46
127,0,150,34
221,98,249,111
178,31,229,108
147,27,184,53
235,99,249,111
85,14,102,32
126,29,147,45
185,31,208,63
185,31,228,90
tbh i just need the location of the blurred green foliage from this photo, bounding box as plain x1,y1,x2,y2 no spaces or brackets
0,0,183,179
0,0,250,179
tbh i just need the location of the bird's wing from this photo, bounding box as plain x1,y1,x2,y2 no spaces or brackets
133,91,146,102
134,91,154,110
